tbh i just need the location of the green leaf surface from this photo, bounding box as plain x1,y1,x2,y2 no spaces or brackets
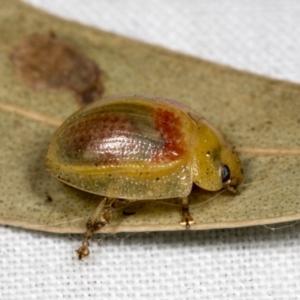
0,0,299,234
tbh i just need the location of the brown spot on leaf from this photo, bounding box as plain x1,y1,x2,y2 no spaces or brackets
46,193,53,202
11,32,104,105
76,81,104,106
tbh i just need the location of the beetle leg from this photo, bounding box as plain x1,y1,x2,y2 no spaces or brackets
180,197,194,229
76,197,116,260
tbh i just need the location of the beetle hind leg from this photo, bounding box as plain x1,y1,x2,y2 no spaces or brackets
180,197,194,229
76,197,116,260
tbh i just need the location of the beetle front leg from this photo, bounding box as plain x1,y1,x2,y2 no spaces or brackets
180,197,194,229
76,197,116,260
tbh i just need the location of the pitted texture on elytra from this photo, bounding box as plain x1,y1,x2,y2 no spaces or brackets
46,97,198,199
59,102,186,165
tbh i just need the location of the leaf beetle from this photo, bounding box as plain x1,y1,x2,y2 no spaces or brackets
45,95,243,259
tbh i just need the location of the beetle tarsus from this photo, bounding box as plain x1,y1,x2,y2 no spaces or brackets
180,197,194,228
180,212,194,229
76,197,116,260
76,243,90,260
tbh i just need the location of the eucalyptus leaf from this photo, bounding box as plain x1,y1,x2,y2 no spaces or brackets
0,0,299,234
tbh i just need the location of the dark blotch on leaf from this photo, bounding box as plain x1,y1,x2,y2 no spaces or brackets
11,32,104,106
46,194,53,202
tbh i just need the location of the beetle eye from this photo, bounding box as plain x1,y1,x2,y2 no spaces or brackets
221,164,231,183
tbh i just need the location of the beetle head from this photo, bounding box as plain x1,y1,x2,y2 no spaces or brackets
192,122,243,192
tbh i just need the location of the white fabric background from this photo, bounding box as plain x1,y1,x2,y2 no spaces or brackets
1,1,300,299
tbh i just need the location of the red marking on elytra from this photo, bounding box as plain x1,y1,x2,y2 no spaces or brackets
63,114,138,163
62,108,186,165
153,108,186,162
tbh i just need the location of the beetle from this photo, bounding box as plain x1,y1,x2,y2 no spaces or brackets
45,95,243,259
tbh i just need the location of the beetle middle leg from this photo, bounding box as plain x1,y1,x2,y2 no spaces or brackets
76,197,116,260
180,197,194,229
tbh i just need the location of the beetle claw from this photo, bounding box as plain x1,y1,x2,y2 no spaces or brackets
180,215,194,228
76,243,90,260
